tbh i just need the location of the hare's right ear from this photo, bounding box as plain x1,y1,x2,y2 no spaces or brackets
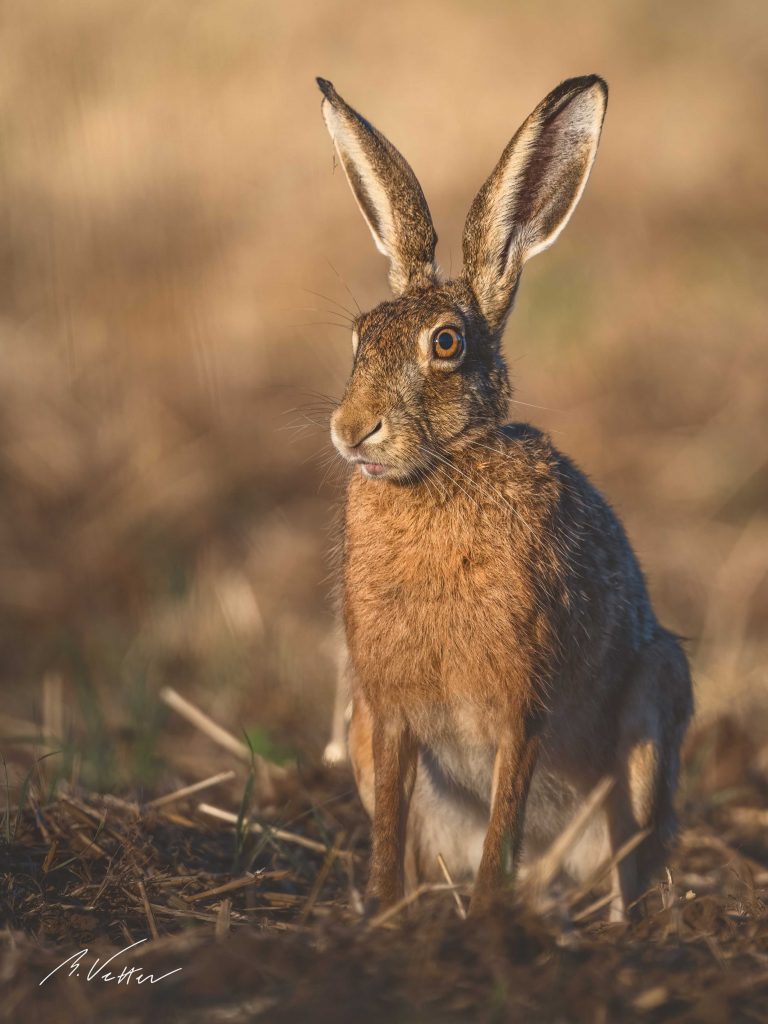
316,78,437,296
463,76,607,335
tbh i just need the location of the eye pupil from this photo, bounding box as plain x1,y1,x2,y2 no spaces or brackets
432,327,464,360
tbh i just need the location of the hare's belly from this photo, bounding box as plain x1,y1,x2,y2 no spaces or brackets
411,748,611,883
411,737,611,884
419,713,497,798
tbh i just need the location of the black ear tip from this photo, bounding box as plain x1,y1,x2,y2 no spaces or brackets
589,75,609,99
316,77,335,99
544,75,608,116
573,74,608,100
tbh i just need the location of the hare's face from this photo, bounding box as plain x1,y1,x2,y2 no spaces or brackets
331,282,510,481
318,75,607,482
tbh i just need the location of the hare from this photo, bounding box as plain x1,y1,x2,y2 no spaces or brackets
316,75,693,919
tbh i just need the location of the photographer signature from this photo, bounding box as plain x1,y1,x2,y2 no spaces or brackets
39,938,182,987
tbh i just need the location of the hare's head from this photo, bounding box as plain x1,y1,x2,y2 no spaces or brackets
318,76,607,482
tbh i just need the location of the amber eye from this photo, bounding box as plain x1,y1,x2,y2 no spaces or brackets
432,327,464,360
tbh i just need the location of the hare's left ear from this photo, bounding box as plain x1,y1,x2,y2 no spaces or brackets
317,78,437,296
463,76,607,334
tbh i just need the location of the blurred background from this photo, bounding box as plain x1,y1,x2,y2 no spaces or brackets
1,0,766,791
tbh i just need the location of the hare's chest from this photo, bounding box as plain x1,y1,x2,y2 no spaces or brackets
346,504,488,633
344,496,530,731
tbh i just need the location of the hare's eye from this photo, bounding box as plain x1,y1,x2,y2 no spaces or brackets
432,327,464,360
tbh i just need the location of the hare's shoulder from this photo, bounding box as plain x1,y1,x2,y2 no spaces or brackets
499,423,653,621
499,421,566,475
499,421,547,446
497,421,637,575
497,422,577,504
499,421,607,516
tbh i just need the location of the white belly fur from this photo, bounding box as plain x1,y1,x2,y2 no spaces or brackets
409,735,612,885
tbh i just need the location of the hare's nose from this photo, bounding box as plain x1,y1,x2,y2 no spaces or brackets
331,411,385,453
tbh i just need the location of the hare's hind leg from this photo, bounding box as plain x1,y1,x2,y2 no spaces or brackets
606,632,693,921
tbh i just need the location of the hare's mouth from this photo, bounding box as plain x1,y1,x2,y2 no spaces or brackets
349,457,392,479
357,461,389,479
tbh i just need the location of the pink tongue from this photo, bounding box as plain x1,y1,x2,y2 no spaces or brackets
363,463,384,476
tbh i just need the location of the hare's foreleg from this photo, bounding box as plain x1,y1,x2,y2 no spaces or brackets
364,714,417,915
470,719,541,914
347,694,375,817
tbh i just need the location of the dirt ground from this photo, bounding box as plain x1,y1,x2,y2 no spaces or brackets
3,714,768,1023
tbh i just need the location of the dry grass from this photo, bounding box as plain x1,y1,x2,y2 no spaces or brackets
0,0,767,1019
2,702,767,1022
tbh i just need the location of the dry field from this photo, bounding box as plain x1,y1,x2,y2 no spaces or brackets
1,1,767,1020
2,703,768,1022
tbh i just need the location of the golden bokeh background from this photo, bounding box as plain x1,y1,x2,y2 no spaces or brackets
2,0,766,786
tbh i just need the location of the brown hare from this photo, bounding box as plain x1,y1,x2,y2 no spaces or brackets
316,75,693,919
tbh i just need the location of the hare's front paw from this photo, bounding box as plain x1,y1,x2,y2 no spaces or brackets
363,872,403,919
322,739,347,765
468,880,500,917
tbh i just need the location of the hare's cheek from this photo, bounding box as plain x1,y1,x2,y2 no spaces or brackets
386,432,419,470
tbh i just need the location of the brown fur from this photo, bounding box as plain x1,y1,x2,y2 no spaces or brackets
317,75,693,917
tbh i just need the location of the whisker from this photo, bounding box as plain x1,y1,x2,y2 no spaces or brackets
290,321,354,332
302,287,357,322
325,260,362,314
280,401,335,418
509,398,562,413
316,450,349,493
294,388,339,406
291,306,354,327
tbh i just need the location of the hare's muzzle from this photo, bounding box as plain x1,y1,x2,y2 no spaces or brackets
330,408,392,480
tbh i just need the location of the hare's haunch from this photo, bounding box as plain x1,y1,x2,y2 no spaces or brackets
317,76,693,918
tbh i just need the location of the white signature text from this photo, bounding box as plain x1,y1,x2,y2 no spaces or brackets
39,939,183,987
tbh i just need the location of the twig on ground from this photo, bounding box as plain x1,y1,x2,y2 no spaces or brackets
145,770,236,810
299,831,346,925
138,879,159,941
215,898,232,940
570,890,616,923
365,883,461,930
185,872,263,903
571,828,652,911
437,853,467,920
198,802,355,859
159,687,284,801
521,776,614,902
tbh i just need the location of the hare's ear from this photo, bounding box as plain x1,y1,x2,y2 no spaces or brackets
317,78,437,296
463,76,607,334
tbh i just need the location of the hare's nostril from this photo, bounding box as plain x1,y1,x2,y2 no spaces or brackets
345,420,383,448
343,419,384,449
361,420,383,444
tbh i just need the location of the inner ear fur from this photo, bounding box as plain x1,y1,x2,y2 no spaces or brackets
462,76,608,335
